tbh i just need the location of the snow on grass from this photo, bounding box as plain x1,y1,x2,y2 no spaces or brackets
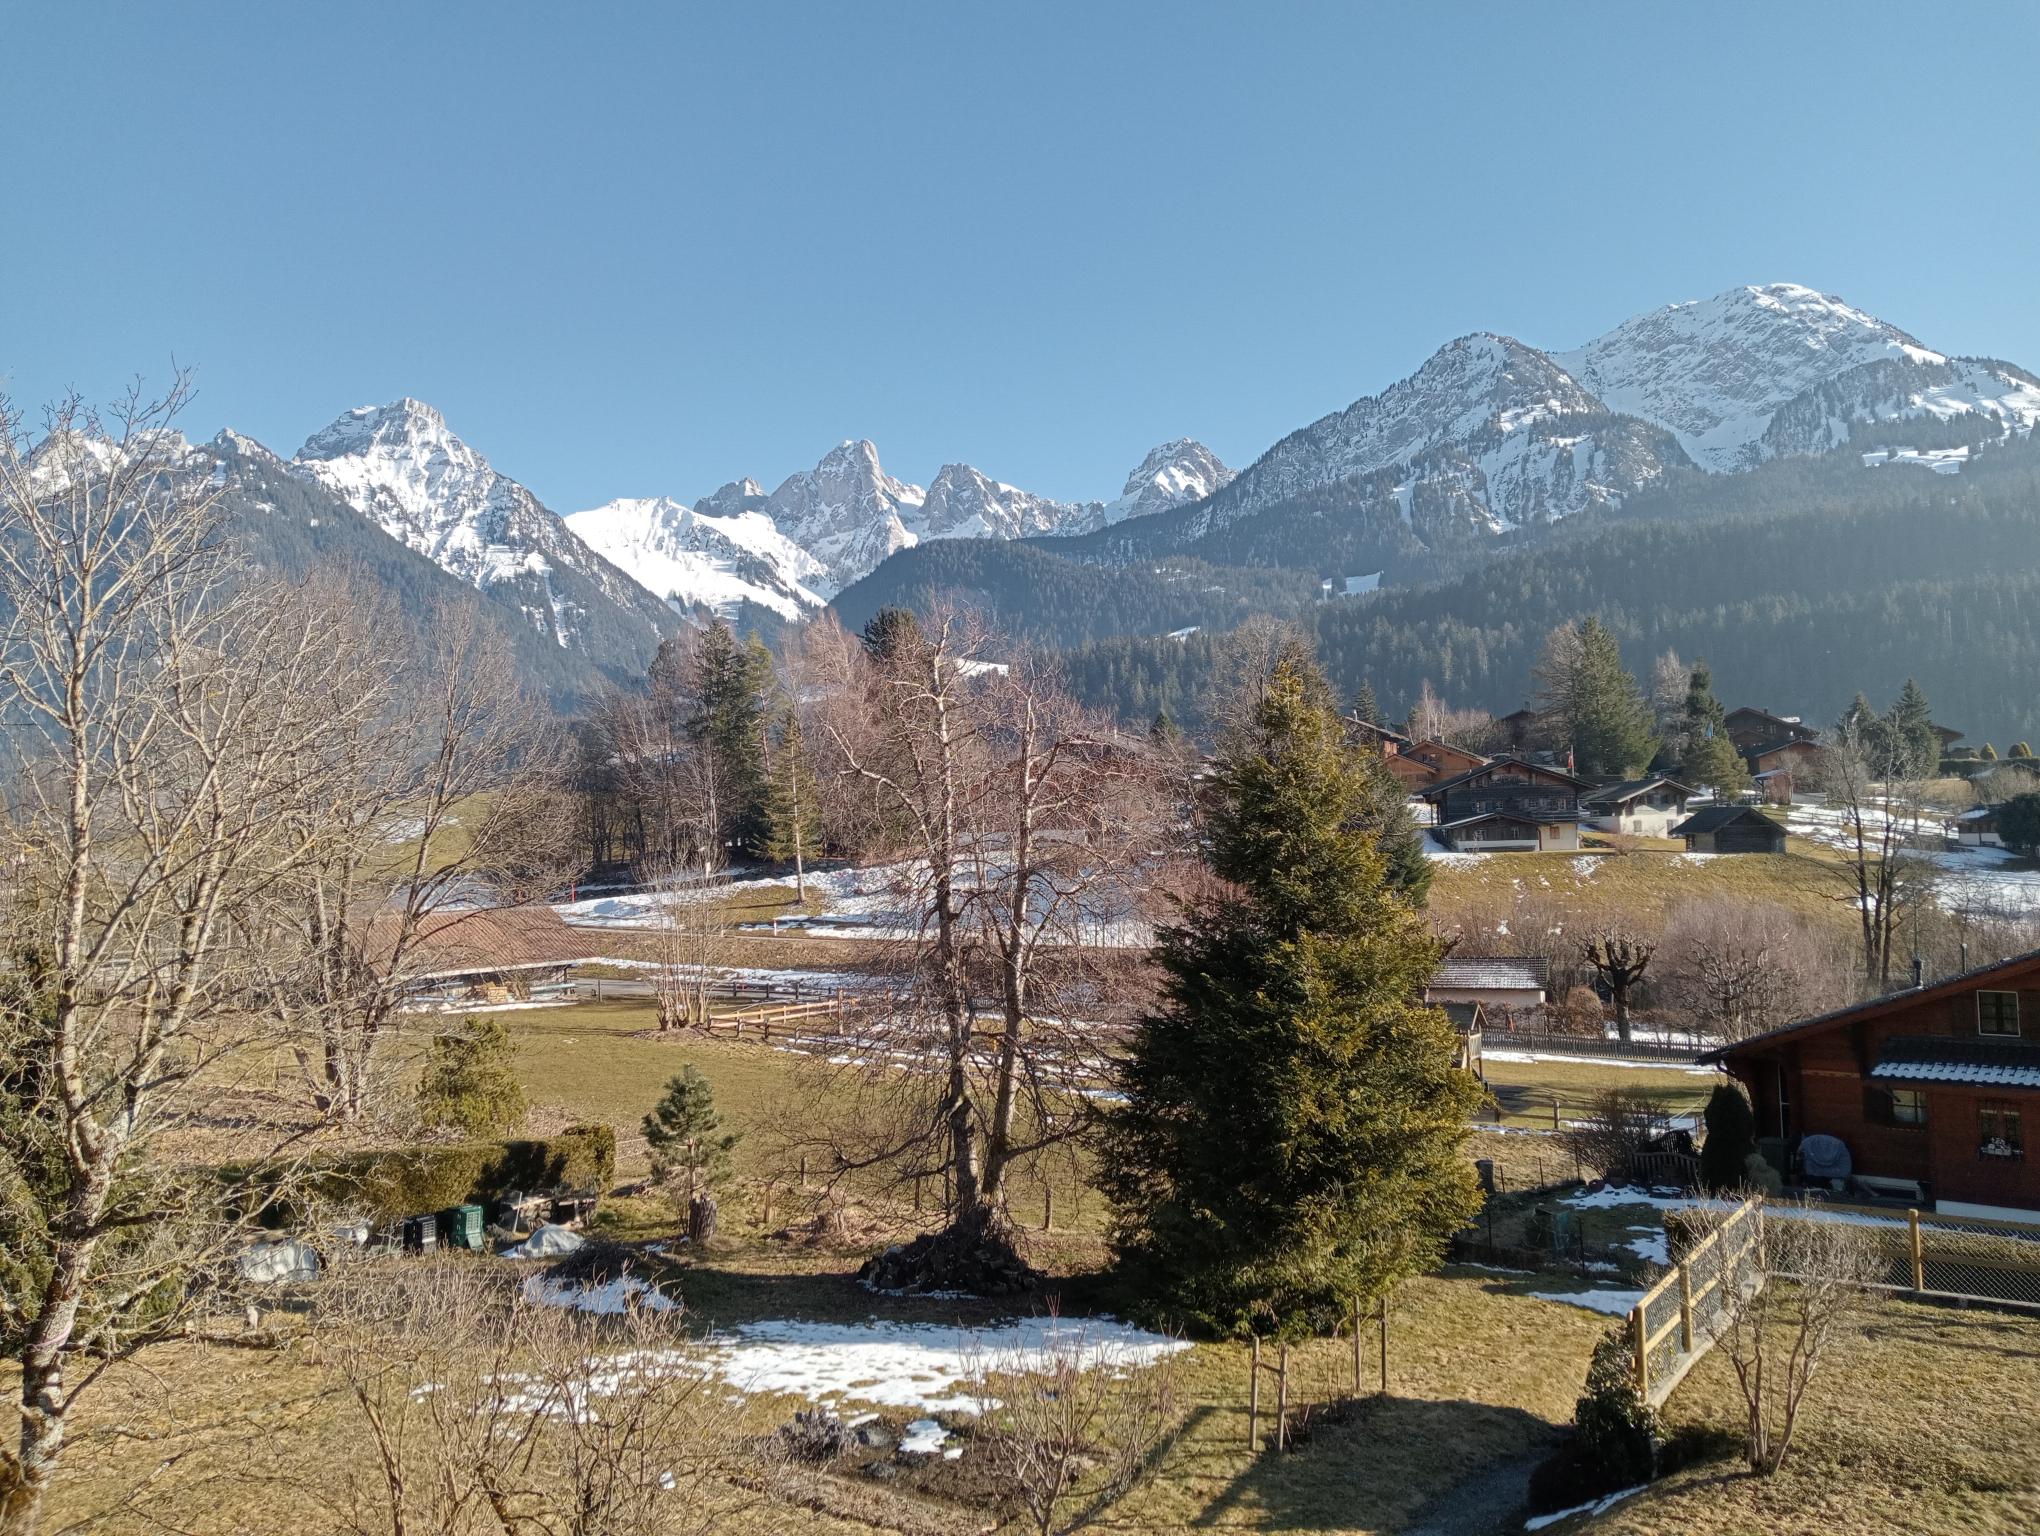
1528,1288,1646,1316
521,1274,679,1314
1570,855,1601,878
1482,1048,1718,1076
899,1418,962,1458
695,1315,1189,1417
1423,833,1485,865
1624,1229,1671,1266
1524,1484,1645,1529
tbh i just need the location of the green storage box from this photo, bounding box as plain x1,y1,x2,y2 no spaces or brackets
438,1203,486,1250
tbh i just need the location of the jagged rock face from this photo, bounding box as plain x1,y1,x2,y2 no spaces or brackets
1105,438,1235,524
292,399,672,651
565,494,829,620
764,439,928,589
695,477,769,519
920,462,1101,541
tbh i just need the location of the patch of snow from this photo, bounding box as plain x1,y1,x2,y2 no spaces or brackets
521,1273,678,1314
1525,1484,1646,1530
696,1315,1188,1417
1528,1288,1647,1317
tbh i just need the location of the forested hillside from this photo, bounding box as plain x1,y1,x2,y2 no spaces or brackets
1052,429,2040,743
827,539,1319,646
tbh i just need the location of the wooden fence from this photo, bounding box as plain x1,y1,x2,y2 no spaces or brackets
1629,1198,2040,1408
1628,1196,1764,1407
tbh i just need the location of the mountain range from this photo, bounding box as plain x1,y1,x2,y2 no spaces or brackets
30,281,2037,716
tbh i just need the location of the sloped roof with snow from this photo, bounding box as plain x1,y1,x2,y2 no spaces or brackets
1871,1036,2040,1090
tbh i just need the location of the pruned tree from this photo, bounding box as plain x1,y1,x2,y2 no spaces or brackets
1582,929,1656,1045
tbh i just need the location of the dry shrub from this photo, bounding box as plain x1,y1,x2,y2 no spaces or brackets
1562,1087,1679,1181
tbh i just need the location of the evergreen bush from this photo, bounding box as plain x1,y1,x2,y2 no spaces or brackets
416,1013,526,1135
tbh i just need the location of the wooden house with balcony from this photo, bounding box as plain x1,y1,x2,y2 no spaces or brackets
1420,757,1585,852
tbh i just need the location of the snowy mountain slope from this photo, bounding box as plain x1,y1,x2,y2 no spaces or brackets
565,495,828,620
919,462,1102,541
1180,334,1689,541
291,399,674,653
1553,283,2038,470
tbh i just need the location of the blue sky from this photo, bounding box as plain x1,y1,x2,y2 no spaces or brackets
6,3,2038,512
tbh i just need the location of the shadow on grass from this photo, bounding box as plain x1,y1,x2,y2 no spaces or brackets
1185,1395,1561,1534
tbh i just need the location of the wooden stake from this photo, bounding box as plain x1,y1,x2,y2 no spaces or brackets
1909,1208,1925,1292
1679,1262,1694,1352
1042,1186,1054,1233
799,1154,808,1190
1248,1336,1261,1452
1352,1296,1363,1396
1631,1299,1649,1398
1275,1345,1289,1452
1378,1294,1389,1395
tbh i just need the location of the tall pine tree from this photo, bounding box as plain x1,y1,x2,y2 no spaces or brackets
1676,661,1750,796
1535,617,1656,777
685,619,774,857
1100,658,1483,1338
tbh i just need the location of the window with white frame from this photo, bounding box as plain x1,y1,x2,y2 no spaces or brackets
1977,991,2021,1038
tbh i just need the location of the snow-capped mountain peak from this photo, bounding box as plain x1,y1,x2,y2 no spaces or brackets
291,400,672,652
763,439,928,587
1553,283,1948,470
920,462,1102,541
1104,438,1235,524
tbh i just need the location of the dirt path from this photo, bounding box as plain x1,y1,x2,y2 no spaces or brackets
1397,1440,1554,1536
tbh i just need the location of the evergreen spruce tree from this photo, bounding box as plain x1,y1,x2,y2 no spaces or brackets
642,1066,740,1204
1887,678,1938,779
1698,1082,1759,1193
1536,617,1655,776
1351,678,1382,727
416,1015,526,1135
762,706,824,900
1100,658,1483,1338
686,619,773,856
1675,662,1750,797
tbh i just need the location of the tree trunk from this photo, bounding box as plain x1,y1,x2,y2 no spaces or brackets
687,1194,718,1244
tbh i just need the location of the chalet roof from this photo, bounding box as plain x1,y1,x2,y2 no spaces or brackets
359,906,601,981
1702,946,2040,1063
1727,706,1816,739
1670,805,1782,838
1420,754,1587,800
1579,775,1694,808
1744,736,1821,760
1933,724,1966,746
1871,1035,2040,1090
1431,956,1550,992
1348,718,1410,746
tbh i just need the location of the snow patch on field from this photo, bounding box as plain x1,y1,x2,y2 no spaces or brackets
1528,1288,1646,1316
695,1316,1189,1417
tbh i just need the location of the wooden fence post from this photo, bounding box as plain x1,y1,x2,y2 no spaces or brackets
1678,1263,1694,1352
1909,1209,1925,1293
1378,1295,1389,1395
1248,1337,1260,1453
1275,1345,1289,1452
798,1154,808,1190
1042,1186,1054,1233
1352,1297,1363,1396
1551,1095,1561,1131
1631,1301,1649,1399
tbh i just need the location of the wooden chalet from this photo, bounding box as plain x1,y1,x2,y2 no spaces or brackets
1498,707,1549,754
1723,706,1818,755
1579,775,1694,837
1705,949,2040,1219
1421,757,1585,852
1346,718,1412,754
1383,737,1488,792
360,906,600,1002
1669,804,1787,855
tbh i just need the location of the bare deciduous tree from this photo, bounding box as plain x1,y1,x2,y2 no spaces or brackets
316,1259,750,1536
1701,1201,1884,1476
976,1318,1180,1536
1815,721,1938,989
0,381,392,1533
